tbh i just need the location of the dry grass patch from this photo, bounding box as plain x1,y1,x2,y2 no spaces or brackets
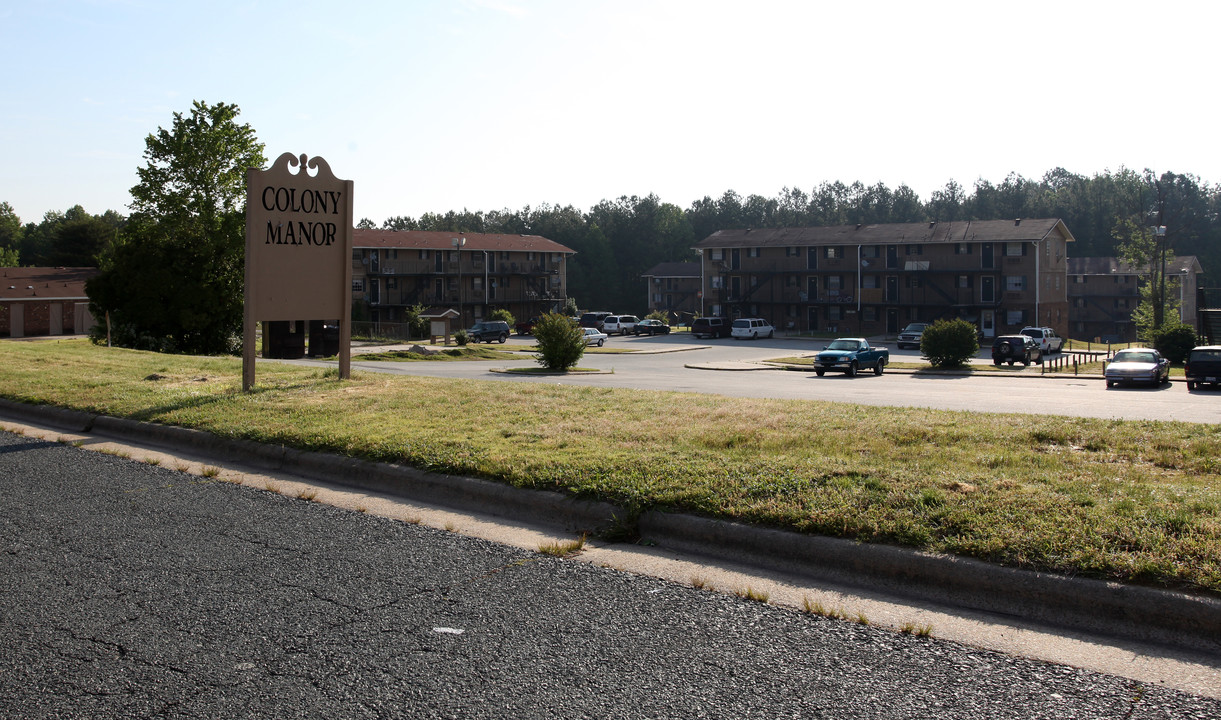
3,339,1220,594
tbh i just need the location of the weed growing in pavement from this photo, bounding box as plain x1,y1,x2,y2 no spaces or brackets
690,575,713,590
98,447,131,459
263,481,281,494
3,338,1221,595
296,488,319,501
734,587,770,603
539,535,587,558
144,457,161,466
900,622,934,637
201,466,221,478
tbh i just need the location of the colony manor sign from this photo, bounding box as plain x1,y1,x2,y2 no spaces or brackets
243,152,353,391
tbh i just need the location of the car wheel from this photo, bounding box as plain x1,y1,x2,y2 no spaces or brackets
873,359,885,376
767,330,774,338
1188,381,1197,391
596,339,604,347
815,370,825,377
847,361,858,377
752,332,758,340
993,360,1002,366
1106,379,1114,388
499,335,507,343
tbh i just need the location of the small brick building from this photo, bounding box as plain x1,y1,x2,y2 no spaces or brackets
0,267,98,338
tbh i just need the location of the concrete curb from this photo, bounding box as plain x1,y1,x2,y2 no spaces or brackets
2,398,1217,653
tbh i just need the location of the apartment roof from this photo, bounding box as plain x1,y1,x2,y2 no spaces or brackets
1067,255,1203,276
693,218,1074,249
641,262,699,278
0,267,97,301
353,229,575,254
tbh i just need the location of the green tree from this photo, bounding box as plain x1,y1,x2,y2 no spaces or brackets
920,318,979,368
0,247,17,267
88,100,265,354
1114,218,1178,341
0,202,21,262
533,312,585,371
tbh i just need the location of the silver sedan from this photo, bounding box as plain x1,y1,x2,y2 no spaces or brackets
1104,348,1171,388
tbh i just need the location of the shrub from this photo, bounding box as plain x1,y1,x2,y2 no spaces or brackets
533,312,585,371
921,318,979,368
453,329,468,346
489,308,515,326
1149,322,1197,364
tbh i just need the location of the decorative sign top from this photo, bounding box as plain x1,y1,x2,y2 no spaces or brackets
244,152,353,320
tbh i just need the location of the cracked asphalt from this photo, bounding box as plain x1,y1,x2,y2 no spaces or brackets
2,430,1219,719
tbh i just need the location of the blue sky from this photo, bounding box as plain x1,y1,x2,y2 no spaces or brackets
3,0,1218,227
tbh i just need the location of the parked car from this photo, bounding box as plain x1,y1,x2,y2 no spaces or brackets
581,327,607,347
514,317,540,335
578,312,612,330
467,320,510,343
896,322,928,350
991,335,1042,366
1105,347,1170,388
1185,345,1221,391
601,315,639,335
731,318,775,340
691,317,731,339
1020,326,1064,354
632,319,671,336
814,338,889,377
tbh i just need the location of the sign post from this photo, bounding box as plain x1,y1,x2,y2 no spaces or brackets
243,153,353,391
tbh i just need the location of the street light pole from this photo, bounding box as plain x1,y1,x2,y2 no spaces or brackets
452,236,466,327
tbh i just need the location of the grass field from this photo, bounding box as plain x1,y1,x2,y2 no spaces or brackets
2,338,1218,595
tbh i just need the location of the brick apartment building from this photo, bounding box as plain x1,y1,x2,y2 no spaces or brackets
1066,255,1202,343
692,218,1074,339
351,229,575,330
640,261,700,322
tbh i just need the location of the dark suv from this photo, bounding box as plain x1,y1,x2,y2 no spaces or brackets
467,320,510,343
991,334,1042,366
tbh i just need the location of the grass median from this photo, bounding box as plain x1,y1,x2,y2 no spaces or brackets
3,338,1219,595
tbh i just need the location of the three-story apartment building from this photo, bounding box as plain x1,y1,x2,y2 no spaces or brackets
1066,255,1202,343
692,218,1074,339
352,229,575,329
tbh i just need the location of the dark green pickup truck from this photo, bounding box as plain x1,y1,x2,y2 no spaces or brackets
813,338,890,377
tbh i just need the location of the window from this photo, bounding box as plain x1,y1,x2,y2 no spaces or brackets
711,276,724,289
861,275,879,289
747,247,760,258
826,275,843,291
1005,275,1026,291
786,275,797,287
955,243,972,255
1006,310,1025,325
827,305,842,321
387,278,398,289
825,246,842,259
1004,242,1025,257
905,244,923,256
862,306,877,322
957,275,972,289
786,246,800,257
352,279,365,292
861,245,879,259
904,276,922,288
1072,274,1084,283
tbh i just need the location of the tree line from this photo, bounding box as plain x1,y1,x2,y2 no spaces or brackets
3,100,1219,350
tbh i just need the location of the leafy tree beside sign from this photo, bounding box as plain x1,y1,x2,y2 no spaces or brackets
88,101,265,354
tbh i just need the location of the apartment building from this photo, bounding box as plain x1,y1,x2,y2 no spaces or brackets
1066,255,1202,343
351,229,575,329
640,262,700,322
692,218,1074,338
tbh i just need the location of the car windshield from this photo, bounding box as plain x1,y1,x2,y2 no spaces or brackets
732,320,749,328
827,340,861,350
1191,350,1221,361
1115,351,1155,363
901,324,926,333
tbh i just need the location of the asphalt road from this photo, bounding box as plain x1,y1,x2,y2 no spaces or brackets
282,333,1221,424
3,430,1219,719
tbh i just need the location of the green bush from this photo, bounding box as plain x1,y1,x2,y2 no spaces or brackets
489,308,515,326
533,312,585,371
920,318,979,368
1149,322,1197,364
453,329,468,346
